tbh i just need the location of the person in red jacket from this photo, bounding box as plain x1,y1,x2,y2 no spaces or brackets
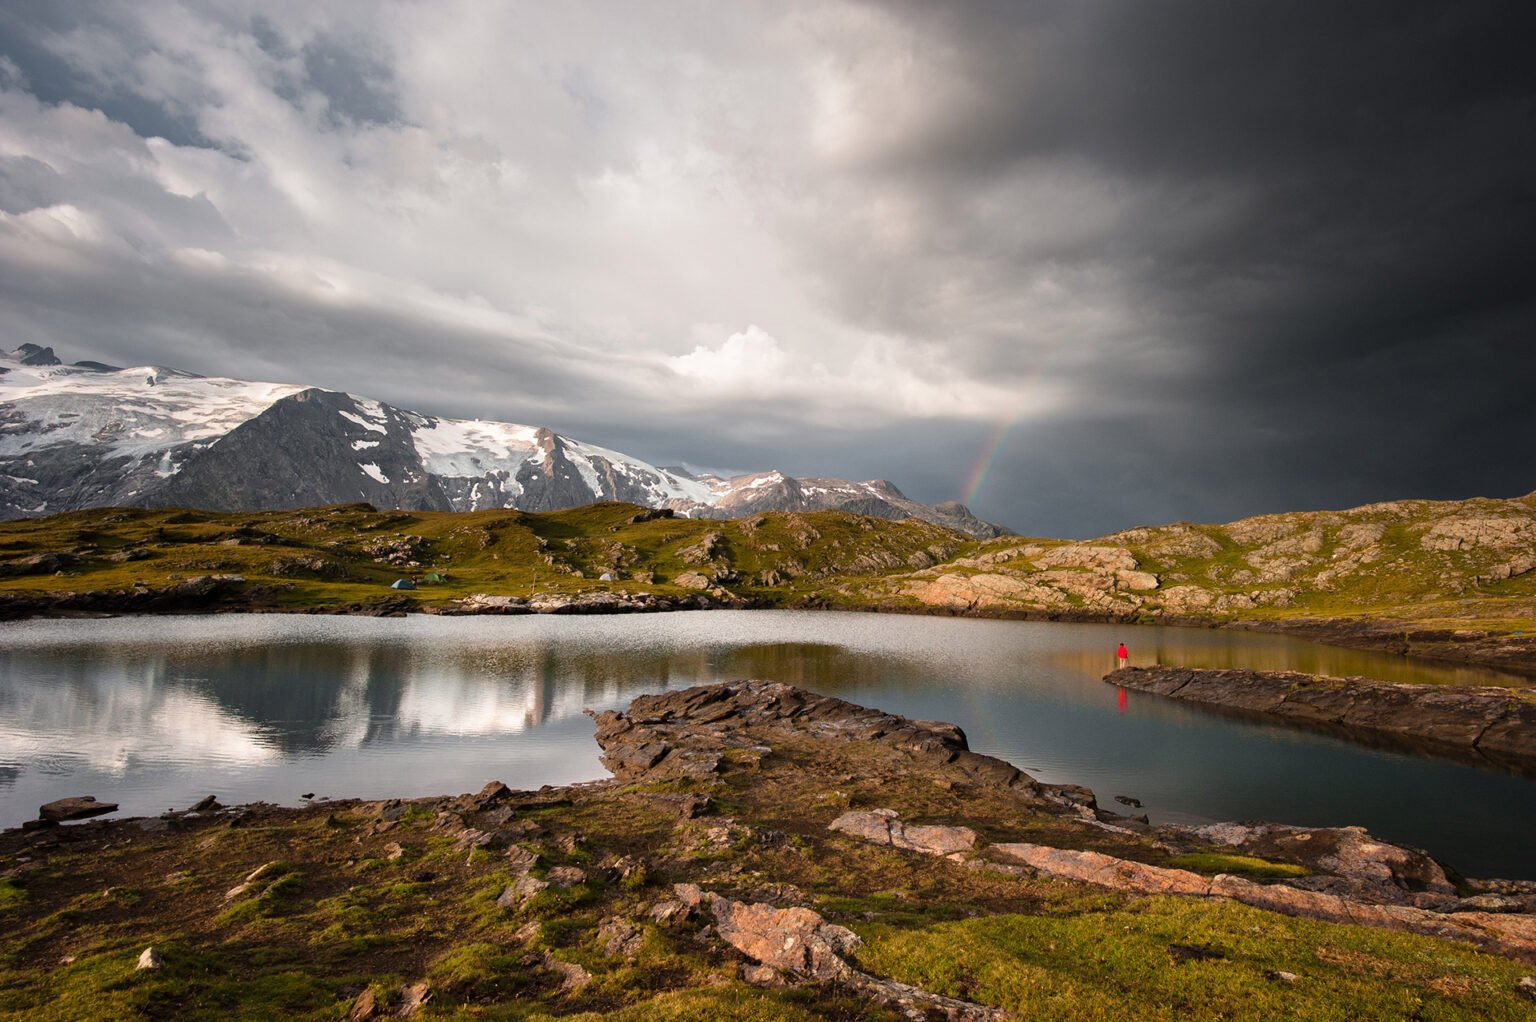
1116,642,1128,668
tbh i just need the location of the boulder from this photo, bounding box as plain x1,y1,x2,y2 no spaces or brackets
497,875,548,909
1186,822,1454,896
701,888,1006,1019
709,896,860,982
541,952,591,992
546,866,587,888
135,947,163,971
39,796,118,822
342,988,377,1021
598,917,644,957
397,981,431,1017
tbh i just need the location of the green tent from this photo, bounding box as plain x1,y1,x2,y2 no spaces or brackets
422,572,447,583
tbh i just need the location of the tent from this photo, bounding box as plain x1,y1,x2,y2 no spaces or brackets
422,572,447,583
391,578,416,590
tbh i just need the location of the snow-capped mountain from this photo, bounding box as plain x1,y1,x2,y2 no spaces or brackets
0,346,1005,537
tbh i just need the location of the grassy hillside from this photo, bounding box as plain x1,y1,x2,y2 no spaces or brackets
0,501,969,612
2,493,1534,670
862,492,1536,628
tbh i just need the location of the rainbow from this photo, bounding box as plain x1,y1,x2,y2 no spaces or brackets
962,404,1030,508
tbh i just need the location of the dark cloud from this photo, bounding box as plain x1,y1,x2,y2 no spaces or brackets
299,34,402,128
0,1,1531,538
799,0,1536,533
0,3,220,150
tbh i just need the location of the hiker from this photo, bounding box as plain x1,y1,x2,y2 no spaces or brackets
1116,642,1128,668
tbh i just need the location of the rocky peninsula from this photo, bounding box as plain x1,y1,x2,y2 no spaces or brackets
1106,667,1536,774
4,681,1535,1020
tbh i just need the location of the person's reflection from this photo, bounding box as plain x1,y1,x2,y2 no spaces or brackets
1117,687,1127,714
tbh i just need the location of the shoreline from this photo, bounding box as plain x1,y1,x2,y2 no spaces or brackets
4,681,1535,1019
1106,666,1536,776
4,585,1536,680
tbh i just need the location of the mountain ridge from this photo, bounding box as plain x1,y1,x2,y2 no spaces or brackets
0,348,1005,537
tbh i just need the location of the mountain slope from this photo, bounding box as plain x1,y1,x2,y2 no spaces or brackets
875,490,1536,622
0,349,1004,536
1,491,1534,671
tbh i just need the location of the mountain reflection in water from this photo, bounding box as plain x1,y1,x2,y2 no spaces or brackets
1,611,1531,878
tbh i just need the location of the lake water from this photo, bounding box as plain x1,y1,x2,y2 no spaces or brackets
2,611,1532,878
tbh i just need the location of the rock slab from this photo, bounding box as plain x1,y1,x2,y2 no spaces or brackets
829,809,978,856
1108,667,1536,771
39,796,118,822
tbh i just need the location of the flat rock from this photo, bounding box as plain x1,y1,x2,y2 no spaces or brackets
993,841,1536,958
39,796,118,822
828,809,977,856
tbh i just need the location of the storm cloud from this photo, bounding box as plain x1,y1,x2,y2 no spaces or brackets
1,1,1531,536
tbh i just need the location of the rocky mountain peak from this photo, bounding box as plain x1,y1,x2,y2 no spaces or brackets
0,346,1009,536
11,344,60,366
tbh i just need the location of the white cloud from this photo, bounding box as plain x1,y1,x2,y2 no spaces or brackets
0,0,1197,525
669,325,791,389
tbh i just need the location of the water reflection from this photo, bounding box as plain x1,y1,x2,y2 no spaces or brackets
1,612,1532,878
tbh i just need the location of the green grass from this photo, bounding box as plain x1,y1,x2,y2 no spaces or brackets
5,496,1536,656
854,897,1536,1021
0,502,972,612
543,985,906,1021
0,879,26,911
0,941,345,1021
1165,853,1311,880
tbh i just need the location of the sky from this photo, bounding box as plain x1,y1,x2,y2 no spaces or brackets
1,1,1532,538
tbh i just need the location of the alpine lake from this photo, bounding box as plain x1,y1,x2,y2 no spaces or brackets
2,610,1532,879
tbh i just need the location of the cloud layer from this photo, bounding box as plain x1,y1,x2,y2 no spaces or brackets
1,1,1532,536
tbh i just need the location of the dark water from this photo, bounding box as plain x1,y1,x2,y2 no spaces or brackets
1,611,1531,878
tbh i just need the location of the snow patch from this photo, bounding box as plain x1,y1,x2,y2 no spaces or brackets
0,359,305,462
352,440,381,451
338,410,387,434
408,415,539,497
358,463,390,484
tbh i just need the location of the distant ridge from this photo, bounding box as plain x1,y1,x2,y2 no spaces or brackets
0,347,1006,537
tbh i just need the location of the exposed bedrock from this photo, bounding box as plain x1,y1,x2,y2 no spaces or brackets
589,679,1100,815
989,843,1536,960
1107,666,1536,773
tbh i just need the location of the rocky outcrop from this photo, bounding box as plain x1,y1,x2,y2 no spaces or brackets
901,572,1074,612
991,842,1536,960
1107,667,1536,772
829,809,977,856
589,680,1096,815
1180,822,1455,902
696,886,1005,1020
439,590,739,616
